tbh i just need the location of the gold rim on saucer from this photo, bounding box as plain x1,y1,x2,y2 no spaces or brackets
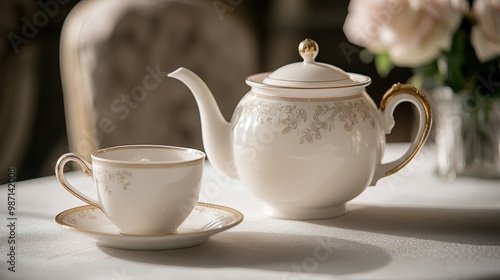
54,202,243,238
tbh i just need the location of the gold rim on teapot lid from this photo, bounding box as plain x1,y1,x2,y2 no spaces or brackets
260,39,357,88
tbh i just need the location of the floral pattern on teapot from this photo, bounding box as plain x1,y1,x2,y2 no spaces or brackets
235,93,375,144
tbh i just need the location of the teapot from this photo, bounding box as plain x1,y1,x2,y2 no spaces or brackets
168,39,431,220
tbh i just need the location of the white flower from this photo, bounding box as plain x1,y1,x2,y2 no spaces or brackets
471,0,500,62
344,0,467,67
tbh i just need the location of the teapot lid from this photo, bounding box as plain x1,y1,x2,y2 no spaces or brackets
259,39,357,88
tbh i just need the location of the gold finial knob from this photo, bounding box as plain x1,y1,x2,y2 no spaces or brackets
298,39,318,63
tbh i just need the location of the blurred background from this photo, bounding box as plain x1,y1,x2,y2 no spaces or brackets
0,0,414,184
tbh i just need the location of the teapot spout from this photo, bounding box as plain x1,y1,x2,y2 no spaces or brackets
168,67,236,179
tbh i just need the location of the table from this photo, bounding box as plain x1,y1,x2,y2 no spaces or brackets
1,144,499,279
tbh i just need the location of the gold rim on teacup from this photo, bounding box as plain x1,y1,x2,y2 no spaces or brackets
91,145,205,169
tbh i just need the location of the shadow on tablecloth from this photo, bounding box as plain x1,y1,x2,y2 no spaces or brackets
98,231,390,275
311,204,500,246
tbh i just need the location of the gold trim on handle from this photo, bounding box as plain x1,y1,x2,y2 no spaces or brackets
380,83,432,176
56,154,100,209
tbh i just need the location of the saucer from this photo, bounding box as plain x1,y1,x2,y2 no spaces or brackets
55,202,243,250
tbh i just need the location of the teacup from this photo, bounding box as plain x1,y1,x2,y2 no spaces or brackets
55,145,205,235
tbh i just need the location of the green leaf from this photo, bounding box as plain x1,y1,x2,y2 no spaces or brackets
374,53,394,78
445,28,467,92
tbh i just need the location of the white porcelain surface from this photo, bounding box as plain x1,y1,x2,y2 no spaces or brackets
54,202,243,250
230,91,382,219
263,39,355,88
56,145,205,235
168,39,432,220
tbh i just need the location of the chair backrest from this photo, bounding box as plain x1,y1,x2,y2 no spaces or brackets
60,0,258,160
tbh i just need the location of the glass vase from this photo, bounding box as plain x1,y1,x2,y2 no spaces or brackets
434,87,500,179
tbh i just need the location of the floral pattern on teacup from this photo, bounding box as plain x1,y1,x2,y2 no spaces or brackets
94,169,132,195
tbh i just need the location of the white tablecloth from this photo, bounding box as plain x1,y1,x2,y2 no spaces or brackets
1,144,499,279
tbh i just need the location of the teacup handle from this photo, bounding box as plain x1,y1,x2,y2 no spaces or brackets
371,83,432,185
55,153,101,209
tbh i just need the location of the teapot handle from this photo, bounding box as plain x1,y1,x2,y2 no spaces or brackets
371,83,432,185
